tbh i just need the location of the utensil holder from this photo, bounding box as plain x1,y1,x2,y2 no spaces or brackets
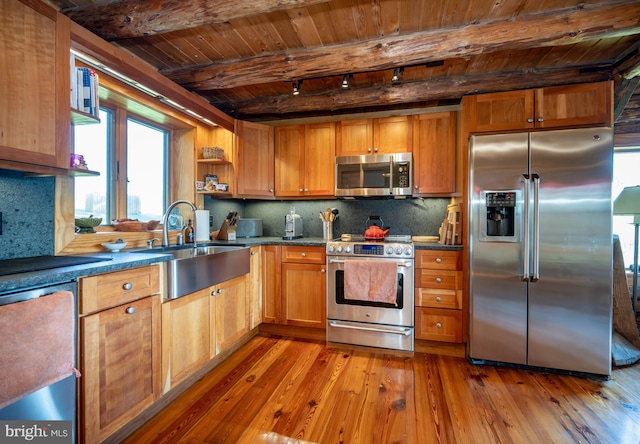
323,220,333,240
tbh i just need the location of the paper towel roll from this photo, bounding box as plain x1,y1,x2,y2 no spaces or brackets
195,210,210,241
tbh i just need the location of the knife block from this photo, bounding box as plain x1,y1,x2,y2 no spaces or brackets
216,220,236,240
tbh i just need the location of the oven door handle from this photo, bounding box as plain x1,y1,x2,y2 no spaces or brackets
328,320,413,336
328,259,412,267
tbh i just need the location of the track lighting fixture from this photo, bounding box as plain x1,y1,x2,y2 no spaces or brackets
341,74,350,88
391,67,404,83
292,80,302,95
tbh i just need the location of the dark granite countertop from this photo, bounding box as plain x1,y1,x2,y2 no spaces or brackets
0,237,462,293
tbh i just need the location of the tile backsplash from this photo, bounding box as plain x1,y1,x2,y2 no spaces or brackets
0,174,55,259
204,197,451,239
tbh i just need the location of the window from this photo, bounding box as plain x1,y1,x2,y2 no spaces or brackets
74,108,169,223
613,149,640,269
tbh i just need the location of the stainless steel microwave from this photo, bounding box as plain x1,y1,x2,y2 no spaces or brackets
335,152,412,197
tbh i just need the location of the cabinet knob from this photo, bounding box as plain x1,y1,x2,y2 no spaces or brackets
123,282,133,290
126,306,136,315
301,252,306,257
537,117,544,122
374,147,379,152
321,268,325,273
299,188,303,192
367,148,372,153
218,289,223,294
304,188,309,192
269,188,274,193
436,322,442,328
211,290,216,296
435,277,442,283
527,117,534,123
251,251,256,255
435,257,442,263
435,296,442,302
414,185,418,189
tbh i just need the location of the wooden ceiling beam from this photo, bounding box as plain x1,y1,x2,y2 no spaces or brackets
213,67,611,118
164,0,640,90
61,0,330,40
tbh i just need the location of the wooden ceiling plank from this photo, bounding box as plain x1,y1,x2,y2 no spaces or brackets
614,77,640,121
162,0,640,90
286,7,323,47
61,0,332,40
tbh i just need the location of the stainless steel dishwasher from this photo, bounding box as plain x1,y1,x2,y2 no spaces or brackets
0,280,78,443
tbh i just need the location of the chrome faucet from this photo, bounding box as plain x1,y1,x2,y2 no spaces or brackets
162,200,197,248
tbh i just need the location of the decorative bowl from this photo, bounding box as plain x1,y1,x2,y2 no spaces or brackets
75,216,103,233
101,240,128,252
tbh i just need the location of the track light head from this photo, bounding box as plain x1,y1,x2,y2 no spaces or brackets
292,80,302,95
391,67,404,84
341,74,350,89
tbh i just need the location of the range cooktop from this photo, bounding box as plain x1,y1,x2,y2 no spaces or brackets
0,255,112,277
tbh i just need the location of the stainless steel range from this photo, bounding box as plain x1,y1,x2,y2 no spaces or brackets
326,235,414,351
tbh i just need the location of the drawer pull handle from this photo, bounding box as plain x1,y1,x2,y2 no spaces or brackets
301,253,306,257
436,322,442,328
435,296,442,302
126,307,136,315
123,282,133,290
435,258,442,263
435,277,442,283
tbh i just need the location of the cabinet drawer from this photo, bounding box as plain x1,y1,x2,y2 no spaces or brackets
281,246,326,264
415,269,462,290
415,288,462,309
416,250,461,270
415,307,462,342
79,265,160,314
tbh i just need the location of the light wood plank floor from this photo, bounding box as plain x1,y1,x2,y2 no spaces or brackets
124,334,640,444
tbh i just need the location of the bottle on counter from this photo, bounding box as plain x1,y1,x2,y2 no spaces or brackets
185,219,194,243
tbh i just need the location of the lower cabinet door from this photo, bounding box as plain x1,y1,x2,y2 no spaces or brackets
214,275,250,354
81,294,161,443
415,307,463,343
281,262,326,328
162,288,211,390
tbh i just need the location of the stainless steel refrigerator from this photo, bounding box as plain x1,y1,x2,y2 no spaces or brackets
468,127,613,376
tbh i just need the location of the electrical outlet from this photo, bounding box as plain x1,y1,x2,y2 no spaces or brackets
209,216,213,227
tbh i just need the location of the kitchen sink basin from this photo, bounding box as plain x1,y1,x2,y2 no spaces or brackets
135,244,250,299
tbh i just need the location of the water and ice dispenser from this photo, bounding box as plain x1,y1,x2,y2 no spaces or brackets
485,192,515,237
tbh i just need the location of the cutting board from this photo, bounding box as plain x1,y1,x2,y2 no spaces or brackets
412,235,439,243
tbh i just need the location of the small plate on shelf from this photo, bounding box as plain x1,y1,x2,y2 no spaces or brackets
101,240,128,252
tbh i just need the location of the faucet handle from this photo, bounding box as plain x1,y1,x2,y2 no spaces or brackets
147,238,160,249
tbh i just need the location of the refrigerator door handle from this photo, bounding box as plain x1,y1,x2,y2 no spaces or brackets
531,174,541,282
522,174,531,282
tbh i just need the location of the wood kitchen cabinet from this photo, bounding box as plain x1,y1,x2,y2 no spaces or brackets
414,250,464,343
161,287,211,390
248,246,263,329
281,246,326,328
275,122,335,198
195,125,235,199
213,274,250,354
235,120,275,199
262,245,282,324
0,0,71,174
79,265,161,443
464,81,612,133
335,116,412,156
413,112,457,195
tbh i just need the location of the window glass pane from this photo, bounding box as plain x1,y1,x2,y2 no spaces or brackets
74,108,111,223
613,150,640,268
126,119,167,221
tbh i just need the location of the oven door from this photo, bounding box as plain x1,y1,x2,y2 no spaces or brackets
326,256,414,351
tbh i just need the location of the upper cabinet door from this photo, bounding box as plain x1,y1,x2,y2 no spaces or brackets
469,90,535,133
373,116,413,154
413,112,457,196
304,122,335,197
274,125,305,197
0,0,70,171
535,82,612,129
335,119,373,156
235,120,275,199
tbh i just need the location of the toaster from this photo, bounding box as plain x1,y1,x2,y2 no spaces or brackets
235,218,263,238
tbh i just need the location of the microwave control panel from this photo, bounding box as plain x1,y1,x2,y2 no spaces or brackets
393,162,410,188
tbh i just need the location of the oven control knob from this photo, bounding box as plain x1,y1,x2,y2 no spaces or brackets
345,246,352,253
385,247,394,255
395,247,403,255
336,246,343,253
327,245,335,253
404,247,412,255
